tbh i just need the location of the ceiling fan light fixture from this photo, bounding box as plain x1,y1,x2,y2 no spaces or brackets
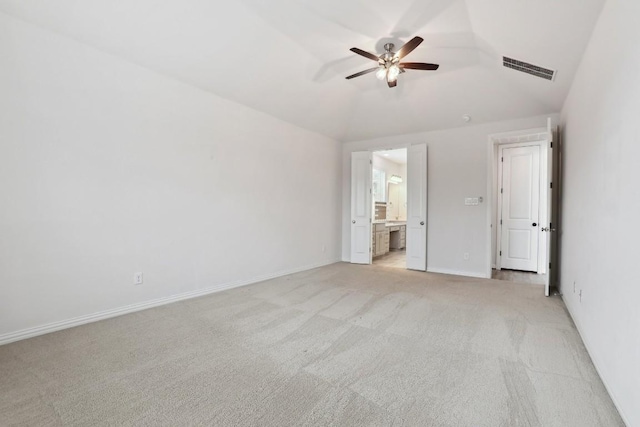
388,65,400,81
346,36,438,88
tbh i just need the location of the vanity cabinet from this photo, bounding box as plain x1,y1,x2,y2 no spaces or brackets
372,223,406,257
372,223,390,257
390,225,406,250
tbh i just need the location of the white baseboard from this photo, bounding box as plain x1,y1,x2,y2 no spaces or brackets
426,267,489,279
0,258,341,346
561,297,631,427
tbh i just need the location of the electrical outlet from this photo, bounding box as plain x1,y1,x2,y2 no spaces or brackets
463,252,470,261
134,272,143,285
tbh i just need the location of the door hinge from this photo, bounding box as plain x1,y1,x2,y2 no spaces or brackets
550,142,553,148
550,222,553,228
550,182,553,189
500,219,502,225
501,157,503,162
500,188,503,194
549,262,552,269
499,251,502,256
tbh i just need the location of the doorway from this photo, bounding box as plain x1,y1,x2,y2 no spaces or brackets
494,140,547,285
498,144,541,273
350,144,428,271
371,148,407,268
487,121,558,295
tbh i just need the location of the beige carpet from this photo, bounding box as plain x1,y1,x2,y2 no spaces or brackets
492,269,547,286
0,263,623,426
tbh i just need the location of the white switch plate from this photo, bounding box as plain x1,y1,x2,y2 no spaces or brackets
465,198,479,206
134,272,143,285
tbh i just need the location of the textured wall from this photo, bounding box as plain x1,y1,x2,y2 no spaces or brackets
559,0,640,424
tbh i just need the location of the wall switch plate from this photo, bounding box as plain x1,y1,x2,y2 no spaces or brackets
134,272,143,285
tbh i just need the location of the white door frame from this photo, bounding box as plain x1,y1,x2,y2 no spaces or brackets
486,127,552,279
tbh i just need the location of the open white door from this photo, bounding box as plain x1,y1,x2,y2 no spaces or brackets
406,144,428,271
545,122,560,296
350,151,372,264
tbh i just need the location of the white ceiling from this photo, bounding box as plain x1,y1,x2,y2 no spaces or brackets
0,0,605,142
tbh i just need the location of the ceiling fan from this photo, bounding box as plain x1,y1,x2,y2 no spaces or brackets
345,36,439,88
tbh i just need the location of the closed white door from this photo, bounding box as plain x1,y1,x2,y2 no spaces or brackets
500,145,540,272
350,151,372,264
406,144,428,271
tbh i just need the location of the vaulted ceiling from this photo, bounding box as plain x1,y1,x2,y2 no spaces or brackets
0,0,605,141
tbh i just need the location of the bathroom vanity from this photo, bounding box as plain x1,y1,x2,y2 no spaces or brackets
372,222,406,257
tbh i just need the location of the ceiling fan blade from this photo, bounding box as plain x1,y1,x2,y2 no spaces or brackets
349,47,381,62
345,67,380,80
400,62,440,71
395,36,424,60
387,79,397,88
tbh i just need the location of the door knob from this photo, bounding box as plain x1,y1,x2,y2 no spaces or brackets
541,227,549,232
420,221,425,225
532,223,537,227
352,220,356,224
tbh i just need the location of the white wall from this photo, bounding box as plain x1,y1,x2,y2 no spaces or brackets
0,13,342,340
342,114,559,277
559,0,640,424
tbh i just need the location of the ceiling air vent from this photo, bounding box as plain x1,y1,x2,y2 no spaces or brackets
503,56,556,81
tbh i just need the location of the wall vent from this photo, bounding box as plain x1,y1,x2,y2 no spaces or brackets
503,56,556,81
